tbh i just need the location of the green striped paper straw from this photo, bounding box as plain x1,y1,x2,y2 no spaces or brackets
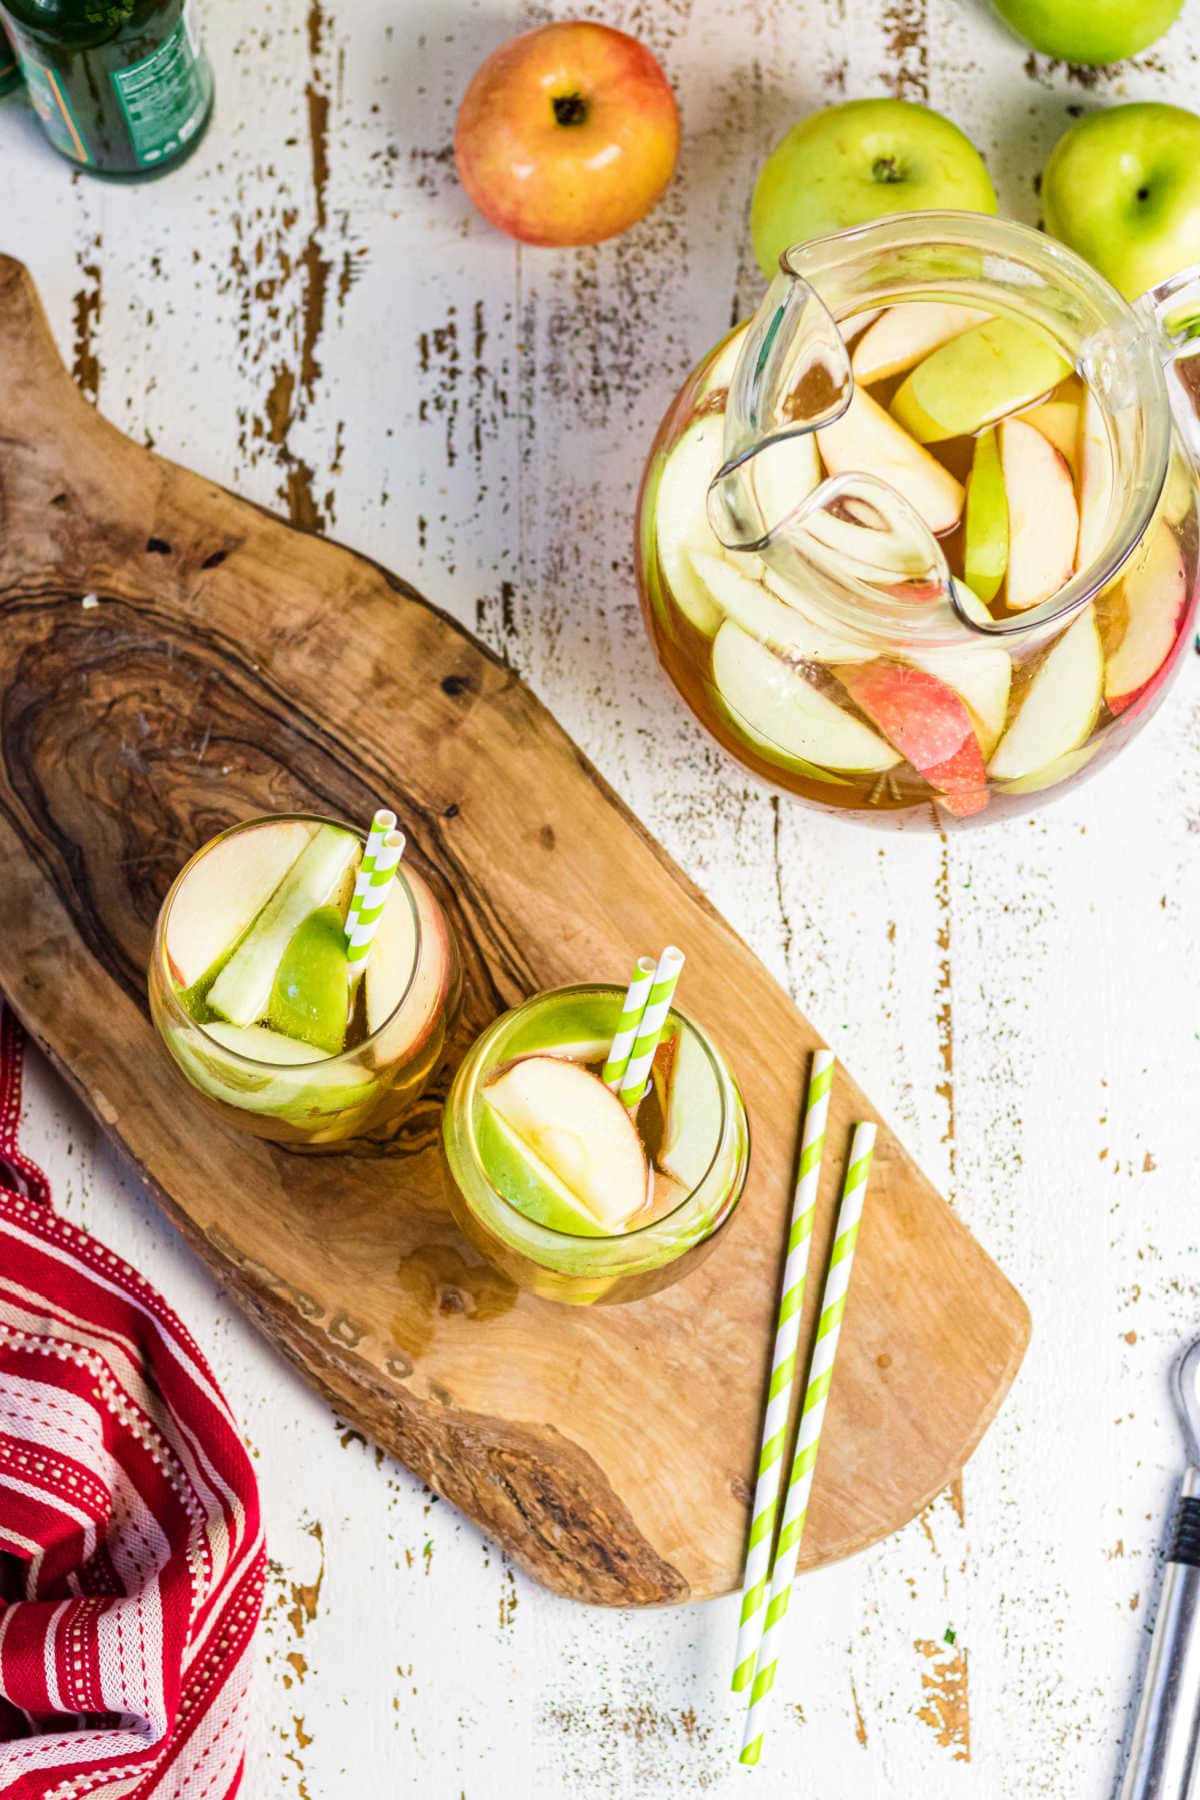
602,956,658,1092
617,946,685,1109
347,808,397,933
345,828,406,969
739,1120,876,1767
731,1049,834,1696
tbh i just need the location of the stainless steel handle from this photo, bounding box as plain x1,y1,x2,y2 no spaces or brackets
1120,1470,1200,1800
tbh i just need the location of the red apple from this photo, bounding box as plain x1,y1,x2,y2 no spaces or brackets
454,22,680,248
837,661,988,816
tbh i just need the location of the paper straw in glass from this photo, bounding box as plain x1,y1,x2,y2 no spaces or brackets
731,1049,834,1695
617,947,685,1109
602,956,658,1091
347,808,397,932
739,1121,876,1767
345,829,406,969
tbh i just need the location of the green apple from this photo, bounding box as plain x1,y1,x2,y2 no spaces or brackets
890,317,1070,443
992,0,1182,66
963,427,1008,604
267,904,349,1056
750,98,997,277
1043,103,1200,299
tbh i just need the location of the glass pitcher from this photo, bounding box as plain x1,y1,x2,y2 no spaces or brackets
635,213,1200,826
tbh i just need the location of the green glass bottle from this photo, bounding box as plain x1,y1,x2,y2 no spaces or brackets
1,0,213,177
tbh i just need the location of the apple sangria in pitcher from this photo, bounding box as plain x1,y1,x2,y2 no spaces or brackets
149,810,460,1146
637,213,1200,824
442,950,750,1304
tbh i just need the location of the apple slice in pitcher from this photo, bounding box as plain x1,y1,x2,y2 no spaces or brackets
1000,418,1078,611
989,609,1102,783
1021,375,1083,477
165,817,316,998
712,621,899,774
816,387,964,536
851,301,985,384
835,661,988,817
697,323,749,399
963,427,1008,605
1075,387,1115,576
905,586,1012,759
688,551,874,665
890,317,1071,443
483,1056,650,1232
1103,521,1187,716
655,415,732,636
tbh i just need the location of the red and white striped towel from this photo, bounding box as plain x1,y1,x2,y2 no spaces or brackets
0,1004,266,1798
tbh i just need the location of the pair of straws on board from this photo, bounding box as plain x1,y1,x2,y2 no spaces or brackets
733,1050,876,1767
345,807,406,983
601,946,685,1107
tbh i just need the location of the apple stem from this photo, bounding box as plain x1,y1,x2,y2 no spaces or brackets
871,155,904,184
552,92,588,127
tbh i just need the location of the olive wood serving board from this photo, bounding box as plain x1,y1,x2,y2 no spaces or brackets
0,256,1029,1605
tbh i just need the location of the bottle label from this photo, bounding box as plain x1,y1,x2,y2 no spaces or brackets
109,0,212,168
17,47,90,163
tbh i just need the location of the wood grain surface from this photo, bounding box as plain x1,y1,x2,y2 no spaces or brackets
0,253,1027,1605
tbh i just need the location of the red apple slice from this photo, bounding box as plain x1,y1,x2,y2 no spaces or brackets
1103,521,1188,716
166,819,317,991
484,1055,649,1232
906,586,1012,758
1075,387,1114,576
851,302,985,385
365,867,456,1062
836,661,988,816
988,610,1102,783
817,387,964,537
1000,418,1078,612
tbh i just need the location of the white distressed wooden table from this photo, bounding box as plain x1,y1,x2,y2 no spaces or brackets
5,1,1200,1791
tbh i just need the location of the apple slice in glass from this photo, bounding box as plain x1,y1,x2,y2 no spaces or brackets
364,868,455,1062
1103,521,1187,715
483,1056,649,1233
890,317,1071,444
988,609,1102,782
712,620,899,774
816,387,964,536
166,818,316,999
835,660,989,816
206,824,360,1029
851,301,985,385
1000,418,1078,611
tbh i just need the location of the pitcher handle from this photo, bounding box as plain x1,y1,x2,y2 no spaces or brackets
1133,261,1200,468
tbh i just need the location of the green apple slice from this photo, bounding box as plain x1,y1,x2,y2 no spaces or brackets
475,1106,610,1237
207,823,359,1029
988,609,1102,782
202,1020,327,1065
503,992,613,1065
906,585,1012,757
1000,418,1078,611
688,550,874,664
744,430,821,539
166,818,316,996
963,427,1008,605
266,904,349,1056
851,301,985,384
996,740,1101,796
816,387,964,536
890,317,1071,444
483,1056,649,1233
711,620,899,773
654,415,730,636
